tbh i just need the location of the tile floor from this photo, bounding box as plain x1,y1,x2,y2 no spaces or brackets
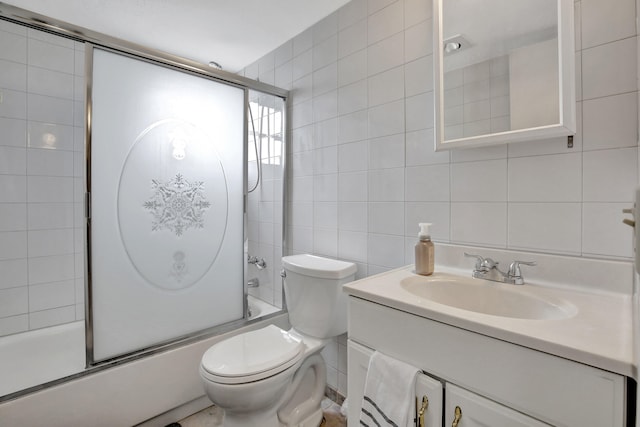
175,405,223,427
174,398,346,427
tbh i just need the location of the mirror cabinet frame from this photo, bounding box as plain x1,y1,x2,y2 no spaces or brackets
433,0,576,151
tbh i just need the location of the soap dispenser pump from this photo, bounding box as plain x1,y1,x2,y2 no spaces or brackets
415,223,434,276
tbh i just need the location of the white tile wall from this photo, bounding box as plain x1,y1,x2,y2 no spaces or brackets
581,0,636,48
405,164,449,201
508,153,582,202
338,171,368,201
0,259,27,290
405,19,432,62
369,134,404,168
368,32,404,76
0,24,84,337
451,202,507,247
339,140,368,171
0,231,27,260
338,109,368,143
240,0,638,397
368,202,404,235
0,31,27,63
451,159,507,202
368,2,403,45
509,203,583,254
582,37,637,100
314,173,338,201
338,202,368,232
338,49,368,87
582,92,638,150
313,35,338,71
314,117,338,148
583,148,638,202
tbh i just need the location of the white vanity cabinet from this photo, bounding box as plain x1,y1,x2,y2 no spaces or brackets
349,340,550,427
347,297,628,427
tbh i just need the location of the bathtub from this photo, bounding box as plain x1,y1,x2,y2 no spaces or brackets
0,298,285,426
247,294,280,320
0,321,86,398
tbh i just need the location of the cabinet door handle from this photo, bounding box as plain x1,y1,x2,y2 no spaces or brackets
451,406,462,427
418,395,428,427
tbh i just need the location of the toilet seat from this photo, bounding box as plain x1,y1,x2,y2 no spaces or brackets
201,325,305,384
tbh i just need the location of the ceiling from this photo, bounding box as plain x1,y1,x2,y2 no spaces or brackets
4,0,351,72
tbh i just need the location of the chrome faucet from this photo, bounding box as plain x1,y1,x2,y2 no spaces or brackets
248,255,267,269
464,253,536,285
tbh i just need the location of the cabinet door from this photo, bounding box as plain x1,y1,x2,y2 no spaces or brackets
347,340,443,426
415,374,443,427
445,384,551,427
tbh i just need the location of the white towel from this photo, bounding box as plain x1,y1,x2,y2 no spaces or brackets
360,351,419,427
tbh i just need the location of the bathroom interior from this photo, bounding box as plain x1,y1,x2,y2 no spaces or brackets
0,0,639,425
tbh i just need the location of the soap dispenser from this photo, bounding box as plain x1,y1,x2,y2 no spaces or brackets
415,223,434,276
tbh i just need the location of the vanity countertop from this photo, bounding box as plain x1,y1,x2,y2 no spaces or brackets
343,265,635,378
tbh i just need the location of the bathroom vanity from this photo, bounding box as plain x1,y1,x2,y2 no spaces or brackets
344,267,634,426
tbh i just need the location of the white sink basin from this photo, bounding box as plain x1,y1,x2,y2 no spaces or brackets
400,273,576,320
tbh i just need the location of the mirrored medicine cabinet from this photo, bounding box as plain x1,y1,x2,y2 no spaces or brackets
433,0,576,151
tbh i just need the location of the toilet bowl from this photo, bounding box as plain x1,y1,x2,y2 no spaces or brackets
199,254,357,427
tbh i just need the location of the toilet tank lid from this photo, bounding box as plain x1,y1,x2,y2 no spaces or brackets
282,254,357,279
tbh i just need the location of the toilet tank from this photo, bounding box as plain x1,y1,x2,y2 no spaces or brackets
282,254,357,339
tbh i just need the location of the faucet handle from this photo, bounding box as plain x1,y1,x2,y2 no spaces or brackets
464,253,485,270
508,260,536,277
482,258,499,269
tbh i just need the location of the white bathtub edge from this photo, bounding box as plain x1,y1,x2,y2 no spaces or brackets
0,313,289,427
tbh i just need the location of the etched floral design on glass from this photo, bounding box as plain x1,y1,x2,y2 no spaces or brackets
143,173,211,236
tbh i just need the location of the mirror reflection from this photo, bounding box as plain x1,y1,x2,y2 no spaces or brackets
439,0,571,145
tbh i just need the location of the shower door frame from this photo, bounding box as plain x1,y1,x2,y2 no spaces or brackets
0,1,290,398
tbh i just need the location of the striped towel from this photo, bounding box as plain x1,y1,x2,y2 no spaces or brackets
360,351,419,427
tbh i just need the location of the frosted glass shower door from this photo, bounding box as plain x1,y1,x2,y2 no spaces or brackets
89,47,245,361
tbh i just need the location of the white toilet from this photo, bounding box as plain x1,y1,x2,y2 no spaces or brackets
199,254,357,427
